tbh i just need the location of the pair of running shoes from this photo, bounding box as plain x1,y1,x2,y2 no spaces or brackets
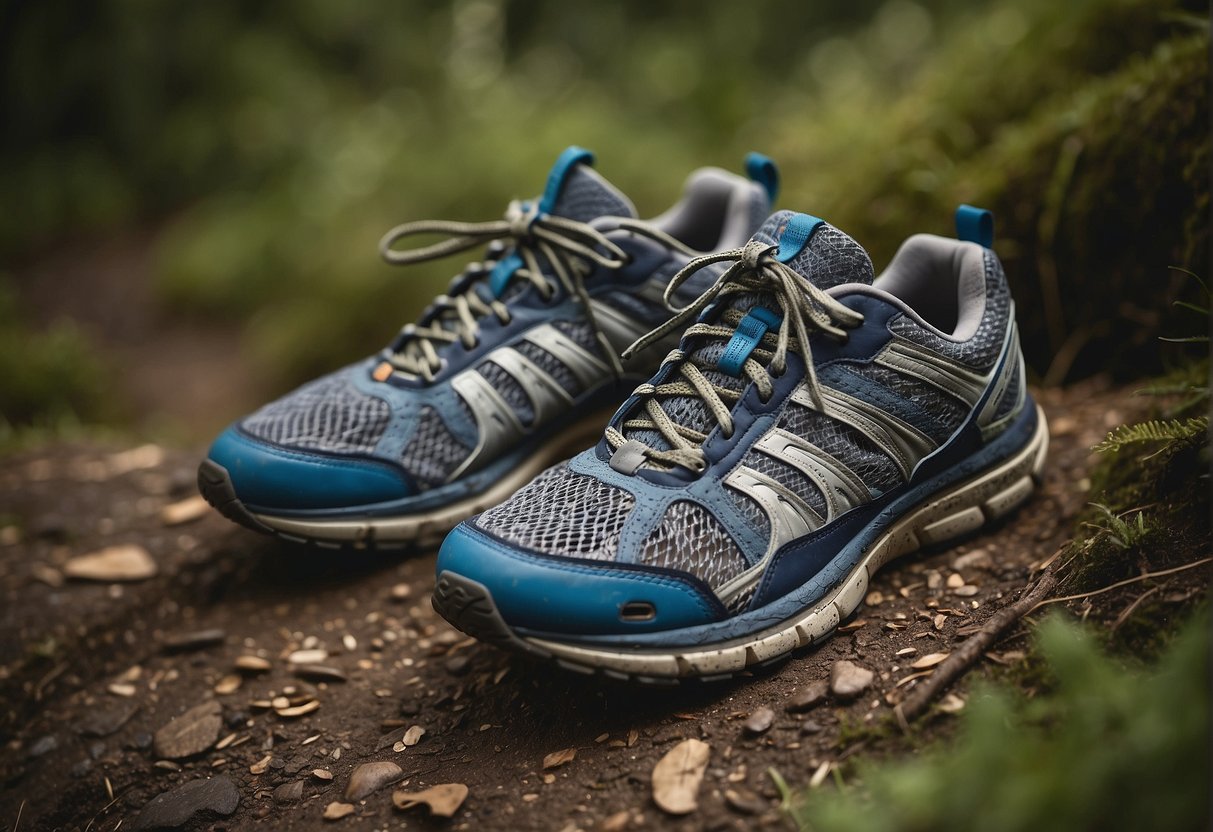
199,147,1047,683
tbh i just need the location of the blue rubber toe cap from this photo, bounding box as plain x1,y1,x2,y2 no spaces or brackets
436,523,727,636
207,426,415,512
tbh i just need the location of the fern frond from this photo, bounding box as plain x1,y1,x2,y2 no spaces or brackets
1092,417,1209,454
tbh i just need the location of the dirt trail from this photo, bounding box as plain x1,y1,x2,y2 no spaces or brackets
0,380,1135,832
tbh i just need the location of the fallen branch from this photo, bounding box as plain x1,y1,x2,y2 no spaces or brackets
1031,557,1212,611
895,565,1059,726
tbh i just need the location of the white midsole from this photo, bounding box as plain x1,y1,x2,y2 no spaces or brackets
525,405,1050,678
252,410,614,546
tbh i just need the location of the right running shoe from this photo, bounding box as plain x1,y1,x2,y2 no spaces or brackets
198,147,778,547
434,205,1048,681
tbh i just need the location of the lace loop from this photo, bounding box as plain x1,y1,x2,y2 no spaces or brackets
606,243,864,473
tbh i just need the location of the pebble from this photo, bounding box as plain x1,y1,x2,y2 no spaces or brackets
63,545,158,582
946,573,965,589
214,675,242,695
234,655,272,673
288,649,328,665
28,734,58,757
829,660,874,700
445,655,470,676
131,776,239,830
799,720,823,735
294,665,348,683
344,761,402,801
724,786,767,815
161,629,226,653
153,700,222,759
742,706,775,735
953,548,993,571
601,811,630,832
323,801,355,821
390,583,412,601
312,769,334,781
160,495,209,526
402,725,426,747
78,700,140,737
786,680,829,713
953,585,980,597
273,780,304,804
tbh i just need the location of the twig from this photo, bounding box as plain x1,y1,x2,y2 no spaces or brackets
895,565,1060,724
12,799,23,832
1031,557,1212,611
1111,586,1161,631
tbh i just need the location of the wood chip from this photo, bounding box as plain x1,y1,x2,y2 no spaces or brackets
323,801,355,821
953,584,980,597
838,619,867,632
808,761,832,789
391,783,469,817
601,810,630,831
108,683,137,698
313,768,333,781
234,655,271,673
864,590,884,605
651,738,710,815
250,754,272,774
938,693,966,713
288,649,328,665
63,545,157,582
895,647,917,656
294,665,348,683
543,747,576,769
161,495,210,526
214,675,242,696
911,652,949,669
627,729,639,748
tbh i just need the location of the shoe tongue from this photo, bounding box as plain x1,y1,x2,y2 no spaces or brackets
621,211,873,456
540,146,637,223
750,210,875,289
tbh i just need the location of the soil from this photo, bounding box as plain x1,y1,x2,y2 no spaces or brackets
0,379,1167,831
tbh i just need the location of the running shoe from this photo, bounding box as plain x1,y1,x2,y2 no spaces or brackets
199,147,779,547
433,205,1048,681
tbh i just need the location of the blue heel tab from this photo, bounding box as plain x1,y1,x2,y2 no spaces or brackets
539,146,596,214
776,213,824,263
745,152,780,204
955,204,994,248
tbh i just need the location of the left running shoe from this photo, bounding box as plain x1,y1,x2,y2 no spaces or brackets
199,147,778,547
433,207,1047,681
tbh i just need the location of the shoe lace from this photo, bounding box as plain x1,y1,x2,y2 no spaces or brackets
605,238,865,473
378,200,693,381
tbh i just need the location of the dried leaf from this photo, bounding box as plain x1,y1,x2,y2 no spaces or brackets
392,783,469,817
651,738,710,815
911,652,949,669
543,747,576,769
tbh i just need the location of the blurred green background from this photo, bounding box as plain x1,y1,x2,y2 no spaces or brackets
1,0,1207,442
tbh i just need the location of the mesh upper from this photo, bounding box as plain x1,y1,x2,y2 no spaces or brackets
728,489,771,543
475,463,634,561
777,400,903,494
400,405,472,489
848,362,970,443
551,166,635,223
553,320,604,358
476,360,534,425
241,371,390,454
750,212,875,289
638,501,749,589
992,358,1023,421
514,340,582,395
742,450,829,519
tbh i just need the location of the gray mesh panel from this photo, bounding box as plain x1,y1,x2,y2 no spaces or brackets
726,582,758,615
778,401,902,494
728,489,771,543
513,340,582,395
400,405,472,488
241,372,390,454
992,359,1022,422
741,451,828,519
848,363,970,443
749,212,875,288
553,320,603,358
638,501,749,590
889,250,1009,371
476,360,534,425
551,166,633,222
475,463,633,561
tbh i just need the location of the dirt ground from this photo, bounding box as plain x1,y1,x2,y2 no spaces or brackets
0,379,1144,831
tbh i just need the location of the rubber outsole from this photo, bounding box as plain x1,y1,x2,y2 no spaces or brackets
197,411,613,550
432,405,1050,682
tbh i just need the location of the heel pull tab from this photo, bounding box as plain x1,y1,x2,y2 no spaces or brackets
955,204,994,248
745,152,780,204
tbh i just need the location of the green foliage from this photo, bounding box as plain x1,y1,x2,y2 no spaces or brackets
1092,417,1209,455
0,277,116,439
787,611,1210,832
1086,503,1151,549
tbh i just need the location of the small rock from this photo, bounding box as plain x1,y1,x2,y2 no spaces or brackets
153,701,222,759
28,734,58,757
70,758,93,778
63,545,157,582
389,583,411,601
234,655,272,673
953,584,980,597
724,786,767,815
108,682,137,698
786,680,829,713
402,725,425,747
799,720,823,735
601,810,630,831
78,700,140,737
946,573,965,589
250,754,272,775
926,570,943,590
444,655,470,676
288,649,328,665
313,768,334,781
345,761,402,801
162,629,226,653
161,495,209,526
742,707,775,736
294,665,348,683
829,660,874,700
323,801,355,821
273,781,304,804
952,548,993,571
214,675,242,696
131,776,239,830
